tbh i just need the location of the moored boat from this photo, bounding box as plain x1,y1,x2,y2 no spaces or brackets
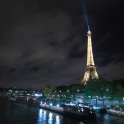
39,103,96,120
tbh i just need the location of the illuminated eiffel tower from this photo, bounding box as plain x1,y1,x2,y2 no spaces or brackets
82,27,99,85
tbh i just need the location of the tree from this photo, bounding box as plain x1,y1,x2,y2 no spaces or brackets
83,77,110,106
41,85,55,99
115,84,124,101
111,79,124,102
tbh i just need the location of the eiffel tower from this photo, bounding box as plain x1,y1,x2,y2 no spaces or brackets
82,27,99,85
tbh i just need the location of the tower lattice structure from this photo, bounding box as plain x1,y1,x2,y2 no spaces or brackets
82,29,99,85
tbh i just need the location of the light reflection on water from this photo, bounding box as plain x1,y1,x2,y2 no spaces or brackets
56,115,60,124
0,100,124,124
38,109,61,124
48,112,53,124
37,108,124,124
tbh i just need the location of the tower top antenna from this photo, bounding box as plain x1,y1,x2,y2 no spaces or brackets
88,26,90,31
87,26,91,34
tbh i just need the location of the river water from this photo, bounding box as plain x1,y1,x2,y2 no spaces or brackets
0,100,124,124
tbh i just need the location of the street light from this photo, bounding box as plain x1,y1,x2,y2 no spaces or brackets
58,95,59,101
67,90,69,92
77,90,79,92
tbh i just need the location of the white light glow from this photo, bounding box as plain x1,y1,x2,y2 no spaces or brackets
49,112,53,121
57,104,59,107
56,115,60,124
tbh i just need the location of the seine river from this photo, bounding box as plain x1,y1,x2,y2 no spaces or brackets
0,100,124,124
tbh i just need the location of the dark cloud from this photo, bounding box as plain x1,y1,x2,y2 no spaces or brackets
0,0,124,89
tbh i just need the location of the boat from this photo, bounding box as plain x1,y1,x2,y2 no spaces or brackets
39,102,96,120
92,106,107,113
78,102,107,113
62,105,96,120
8,96,16,103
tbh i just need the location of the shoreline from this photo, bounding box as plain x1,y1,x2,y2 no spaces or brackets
39,103,96,120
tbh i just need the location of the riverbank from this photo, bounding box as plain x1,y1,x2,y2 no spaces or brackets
39,103,96,120
0,99,124,124
107,109,124,117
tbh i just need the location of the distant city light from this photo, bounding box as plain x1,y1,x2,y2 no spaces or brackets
57,104,59,107
34,93,42,97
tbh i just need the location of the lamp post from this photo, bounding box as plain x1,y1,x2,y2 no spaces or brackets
101,87,104,106
96,96,98,106
58,95,59,101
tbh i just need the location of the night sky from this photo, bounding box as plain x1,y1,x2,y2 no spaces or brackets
0,0,124,89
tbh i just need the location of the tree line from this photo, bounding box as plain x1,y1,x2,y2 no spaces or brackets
41,78,124,102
